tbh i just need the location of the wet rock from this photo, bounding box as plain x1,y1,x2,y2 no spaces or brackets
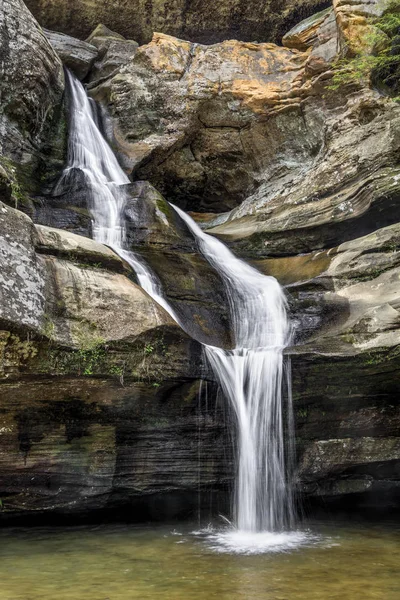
44,29,98,80
0,377,231,519
123,181,232,347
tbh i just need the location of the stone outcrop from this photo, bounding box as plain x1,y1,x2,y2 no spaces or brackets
89,32,315,213
0,200,199,377
24,0,331,46
86,24,138,88
86,1,400,261
0,201,226,519
33,177,232,347
0,0,65,202
255,222,400,503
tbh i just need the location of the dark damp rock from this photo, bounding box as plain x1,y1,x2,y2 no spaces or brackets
123,181,232,348
24,0,331,46
0,377,231,520
123,181,194,250
44,29,98,80
31,168,93,237
291,348,400,503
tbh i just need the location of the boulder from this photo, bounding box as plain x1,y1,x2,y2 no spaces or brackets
44,29,98,79
86,25,138,89
0,0,65,201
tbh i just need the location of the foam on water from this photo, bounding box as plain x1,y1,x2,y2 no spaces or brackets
191,526,319,555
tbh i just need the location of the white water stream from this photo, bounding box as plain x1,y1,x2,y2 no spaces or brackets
59,70,296,540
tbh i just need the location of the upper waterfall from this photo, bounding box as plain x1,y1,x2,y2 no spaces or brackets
58,70,181,322
59,70,296,538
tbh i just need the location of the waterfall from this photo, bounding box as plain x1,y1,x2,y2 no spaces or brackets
58,70,181,323
60,70,296,536
172,206,295,532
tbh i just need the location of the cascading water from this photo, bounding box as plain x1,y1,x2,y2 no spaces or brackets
58,70,181,323
59,70,296,543
172,207,295,533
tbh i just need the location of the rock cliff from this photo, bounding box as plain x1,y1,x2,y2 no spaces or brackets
0,0,399,519
24,0,331,45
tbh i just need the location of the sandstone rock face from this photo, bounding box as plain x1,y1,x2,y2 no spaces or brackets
0,0,65,198
44,29,98,79
256,222,400,503
89,33,313,212
0,378,230,519
86,1,400,261
0,202,217,519
282,7,332,49
24,0,331,45
0,200,202,381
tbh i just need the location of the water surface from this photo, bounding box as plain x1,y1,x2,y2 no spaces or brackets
0,519,398,599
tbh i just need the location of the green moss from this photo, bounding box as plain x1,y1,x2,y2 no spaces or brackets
297,407,308,418
329,0,400,96
0,156,31,210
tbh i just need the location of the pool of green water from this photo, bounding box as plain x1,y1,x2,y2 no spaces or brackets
0,518,398,599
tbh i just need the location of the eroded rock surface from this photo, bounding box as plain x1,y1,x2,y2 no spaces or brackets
0,0,65,202
83,1,400,261
0,201,216,518
256,222,400,503
24,0,330,45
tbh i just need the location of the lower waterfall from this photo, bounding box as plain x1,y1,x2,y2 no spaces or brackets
59,70,296,536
